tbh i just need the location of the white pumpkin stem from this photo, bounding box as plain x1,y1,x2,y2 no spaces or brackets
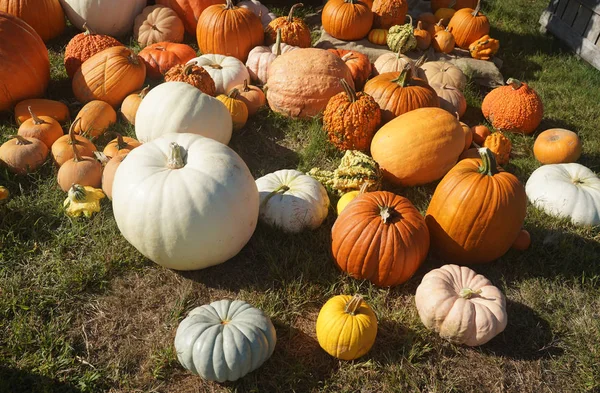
209,63,223,70
82,23,95,36
10,135,32,145
28,106,47,125
459,287,482,299
168,142,185,169
183,63,196,75
379,205,395,224
506,78,522,90
344,295,363,315
472,0,482,16
288,3,303,23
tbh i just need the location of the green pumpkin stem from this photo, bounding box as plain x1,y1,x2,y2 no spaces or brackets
340,79,357,103
392,65,413,87
167,142,185,169
10,135,32,145
260,184,290,210
459,287,482,299
27,106,47,125
275,28,283,56
506,78,522,90
477,147,499,176
344,295,364,316
288,3,303,22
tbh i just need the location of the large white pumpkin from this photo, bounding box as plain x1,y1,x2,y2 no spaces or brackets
187,54,250,95
112,133,259,270
238,0,276,27
175,299,277,382
255,169,330,233
59,0,146,37
525,163,600,226
135,82,232,144
415,264,508,346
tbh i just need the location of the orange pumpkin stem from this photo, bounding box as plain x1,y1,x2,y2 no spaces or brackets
459,287,482,298
27,106,47,125
339,79,357,103
10,135,32,145
168,142,185,169
288,3,303,23
477,147,499,176
344,295,363,315
506,78,522,90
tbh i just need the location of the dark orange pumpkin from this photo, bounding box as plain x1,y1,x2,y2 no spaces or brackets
447,0,489,48
321,0,373,41
164,63,216,96
196,0,264,62
63,24,122,80
425,147,527,264
265,3,311,48
232,79,265,116
0,0,65,42
432,27,455,53
139,42,197,79
156,0,226,34
328,49,372,91
332,191,430,287
372,0,408,29
414,21,432,50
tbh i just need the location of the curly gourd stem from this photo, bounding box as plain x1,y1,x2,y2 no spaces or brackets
68,118,82,147
168,142,185,169
275,28,283,56
27,106,47,125
344,295,363,315
477,147,499,176
260,184,290,210
339,79,357,103
459,288,482,299
506,78,522,90
472,0,481,16
405,14,413,26
288,3,303,22
10,135,32,145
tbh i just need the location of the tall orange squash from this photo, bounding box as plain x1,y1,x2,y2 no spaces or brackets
0,0,65,42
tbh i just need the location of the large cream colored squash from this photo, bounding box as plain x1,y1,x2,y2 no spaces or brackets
59,0,147,37
187,54,250,95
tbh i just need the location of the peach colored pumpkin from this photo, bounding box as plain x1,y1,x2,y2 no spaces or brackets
74,100,117,139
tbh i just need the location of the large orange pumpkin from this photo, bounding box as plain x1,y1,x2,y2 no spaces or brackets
481,78,543,135
327,49,372,91
156,0,226,34
63,24,122,80
425,147,527,264
265,3,311,48
370,107,464,186
533,128,582,164
332,191,430,287
363,67,439,123
196,0,264,62
0,0,65,42
0,12,50,112
138,42,197,79
372,0,408,29
321,0,373,41
447,0,489,48
72,46,147,108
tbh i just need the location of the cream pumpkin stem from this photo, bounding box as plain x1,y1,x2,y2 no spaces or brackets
506,78,523,90
472,0,482,15
10,135,32,145
140,85,150,98
339,79,357,103
344,295,363,316
459,287,482,299
209,63,223,70
379,205,396,223
28,106,47,125
478,147,499,176
275,28,283,56
288,3,303,22
83,23,95,36
168,142,185,169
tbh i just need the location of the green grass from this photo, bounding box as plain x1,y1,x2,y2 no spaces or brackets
1,1,600,392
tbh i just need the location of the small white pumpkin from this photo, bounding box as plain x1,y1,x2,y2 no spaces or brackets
112,133,259,270
238,0,277,27
418,61,467,91
59,0,147,37
135,82,232,144
246,30,298,85
415,264,508,346
525,163,600,226
175,299,277,382
373,51,413,76
256,169,330,233
431,83,467,118
187,54,250,95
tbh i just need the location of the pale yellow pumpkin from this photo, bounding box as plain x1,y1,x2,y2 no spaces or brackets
336,190,360,215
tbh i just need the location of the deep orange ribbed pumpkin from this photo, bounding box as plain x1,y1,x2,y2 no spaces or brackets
332,191,430,287
156,0,225,34
447,0,489,48
321,0,373,41
0,0,65,42
196,0,264,62
425,147,527,264
265,3,311,48
327,49,372,91
64,24,122,79
0,12,50,112
138,42,197,79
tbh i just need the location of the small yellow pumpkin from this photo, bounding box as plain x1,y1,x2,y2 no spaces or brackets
315,294,378,360
483,132,511,165
368,28,388,46
468,34,499,60
337,190,360,215
216,89,249,131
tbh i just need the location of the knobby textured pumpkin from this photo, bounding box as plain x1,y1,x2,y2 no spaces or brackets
323,79,381,151
233,80,265,116
432,27,455,53
327,49,372,91
189,54,250,95
74,100,117,139
0,0,65,42
426,148,527,263
51,120,97,167
174,299,276,381
414,21,432,50
483,132,511,165
112,133,259,270
0,12,50,112
196,0,264,62
511,229,531,251
332,191,430,287
372,0,408,29
101,153,126,200
103,134,141,158
368,28,388,46
216,89,248,131
134,5,185,48
73,46,146,108
321,0,373,41
255,169,330,233
447,0,489,48
533,128,582,164
164,63,216,96
121,87,149,125
18,108,63,149
371,107,464,186
157,0,225,34
59,0,146,37
373,50,413,75
266,48,355,118
0,135,48,174
418,61,466,90
265,3,311,48
526,163,600,226
471,124,490,145
138,42,197,79
469,34,499,60
431,83,466,117
63,24,122,79
316,295,378,360
15,99,69,125
364,67,439,124
56,132,103,192
387,17,417,54
135,82,232,144
415,264,508,346
238,0,276,27
481,78,543,134
245,29,298,86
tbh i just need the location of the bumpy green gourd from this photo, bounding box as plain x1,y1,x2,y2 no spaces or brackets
308,150,383,195
387,17,417,54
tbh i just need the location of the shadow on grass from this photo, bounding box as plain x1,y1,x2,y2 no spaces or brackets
0,366,83,393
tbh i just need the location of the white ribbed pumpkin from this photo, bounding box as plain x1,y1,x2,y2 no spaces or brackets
187,54,250,95
238,0,276,27
525,163,600,226
59,0,146,37
431,83,467,118
112,133,259,270
174,299,277,382
373,52,413,75
135,82,232,144
255,169,330,233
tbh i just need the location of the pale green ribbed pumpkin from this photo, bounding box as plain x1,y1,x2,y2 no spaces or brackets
387,18,417,54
